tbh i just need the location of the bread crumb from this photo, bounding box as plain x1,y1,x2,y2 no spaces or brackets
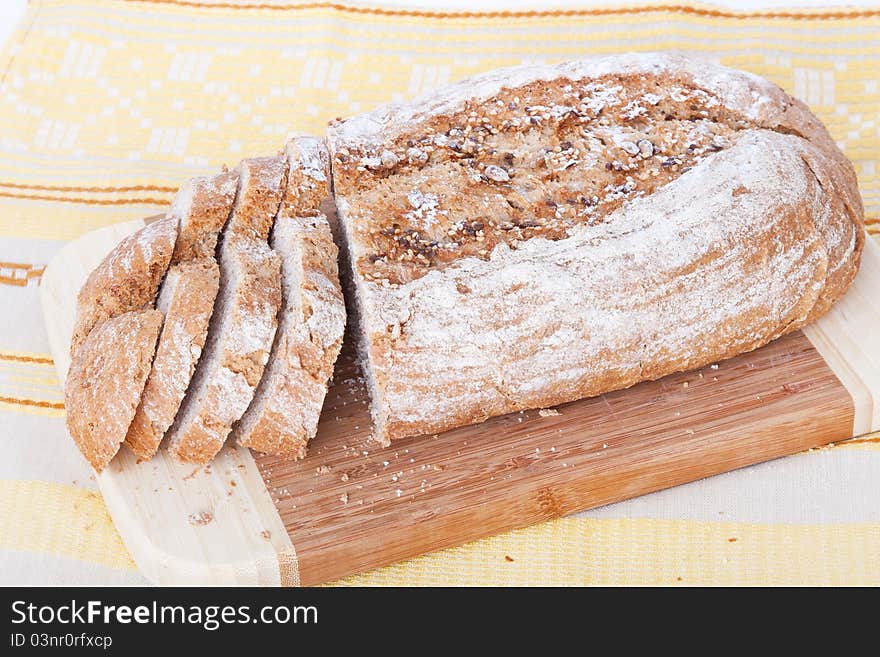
341,473,349,482
538,408,560,417
260,530,271,540
339,493,349,504
188,511,213,526
315,465,331,475
504,555,514,562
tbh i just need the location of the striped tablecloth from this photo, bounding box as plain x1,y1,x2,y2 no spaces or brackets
1,0,878,585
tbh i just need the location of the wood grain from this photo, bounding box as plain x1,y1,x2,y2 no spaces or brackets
803,238,880,434
258,327,854,585
40,218,878,586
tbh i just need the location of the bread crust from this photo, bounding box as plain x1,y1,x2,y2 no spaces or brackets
65,309,163,471
125,261,220,459
283,136,331,216
166,156,287,464
328,54,865,444
70,217,176,356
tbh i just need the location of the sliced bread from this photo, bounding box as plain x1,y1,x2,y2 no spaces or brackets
169,170,239,263
166,156,287,464
65,309,164,471
125,260,220,459
70,217,177,357
124,170,238,459
234,137,344,458
234,214,345,458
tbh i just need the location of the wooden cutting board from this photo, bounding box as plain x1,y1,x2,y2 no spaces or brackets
41,218,880,585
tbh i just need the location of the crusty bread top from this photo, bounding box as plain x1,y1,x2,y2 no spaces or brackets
124,260,220,460
327,53,862,287
169,170,239,263
283,136,331,217
70,217,176,356
348,129,863,443
328,52,838,153
65,309,163,471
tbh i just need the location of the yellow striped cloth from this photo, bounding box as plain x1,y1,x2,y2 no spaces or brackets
1,0,878,585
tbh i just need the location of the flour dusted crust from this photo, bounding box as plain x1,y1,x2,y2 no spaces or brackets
70,217,177,356
65,309,163,471
327,53,865,443
166,156,287,464
125,261,220,459
234,138,344,458
283,135,331,216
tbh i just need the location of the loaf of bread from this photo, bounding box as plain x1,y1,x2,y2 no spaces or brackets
65,53,865,471
327,53,865,444
166,156,287,464
234,139,345,458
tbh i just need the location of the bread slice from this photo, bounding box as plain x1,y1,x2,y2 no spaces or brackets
70,217,176,357
123,169,238,460
234,215,345,458
169,170,239,263
125,261,220,459
327,53,865,444
65,309,163,471
166,156,287,464
233,137,344,458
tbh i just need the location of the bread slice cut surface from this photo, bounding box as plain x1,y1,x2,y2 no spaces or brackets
233,137,345,459
166,156,287,464
125,260,220,459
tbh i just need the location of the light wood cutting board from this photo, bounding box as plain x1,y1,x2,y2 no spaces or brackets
40,217,880,585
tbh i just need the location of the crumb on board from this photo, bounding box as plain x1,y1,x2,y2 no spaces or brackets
260,530,271,541
340,493,349,504
341,473,350,482
538,408,561,417
316,465,331,475
188,511,213,526
505,555,514,562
